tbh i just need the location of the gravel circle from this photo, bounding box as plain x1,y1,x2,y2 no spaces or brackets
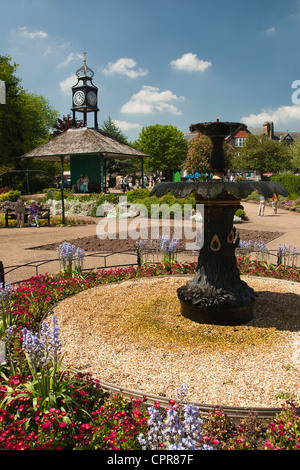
48,276,300,408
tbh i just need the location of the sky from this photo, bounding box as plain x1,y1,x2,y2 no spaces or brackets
2,0,300,142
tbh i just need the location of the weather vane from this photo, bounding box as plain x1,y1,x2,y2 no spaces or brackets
76,51,94,79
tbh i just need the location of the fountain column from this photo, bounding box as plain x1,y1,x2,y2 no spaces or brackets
177,190,256,325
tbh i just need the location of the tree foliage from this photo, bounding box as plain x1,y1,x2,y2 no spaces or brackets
0,55,59,166
100,116,135,176
135,124,188,178
101,116,128,143
234,134,292,175
182,133,236,175
51,114,83,137
290,137,300,172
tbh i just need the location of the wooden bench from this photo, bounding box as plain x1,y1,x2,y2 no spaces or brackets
5,207,51,227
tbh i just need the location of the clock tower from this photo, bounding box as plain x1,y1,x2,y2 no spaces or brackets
71,52,99,128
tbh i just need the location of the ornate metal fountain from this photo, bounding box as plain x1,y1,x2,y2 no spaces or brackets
151,120,289,325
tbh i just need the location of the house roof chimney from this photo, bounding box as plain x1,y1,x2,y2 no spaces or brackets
263,121,274,139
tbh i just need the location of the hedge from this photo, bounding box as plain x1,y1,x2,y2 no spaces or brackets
270,174,300,195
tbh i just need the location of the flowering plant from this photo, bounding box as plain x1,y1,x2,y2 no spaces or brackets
1,315,82,414
137,236,180,266
182,133,235,175
138,386,215,450
57,242,85,275
0,282,14,340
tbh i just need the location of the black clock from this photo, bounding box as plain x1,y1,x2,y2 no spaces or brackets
87,91,97,106
73,90,85,106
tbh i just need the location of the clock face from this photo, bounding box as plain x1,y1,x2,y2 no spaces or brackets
87,91,97,106
73,90,85,106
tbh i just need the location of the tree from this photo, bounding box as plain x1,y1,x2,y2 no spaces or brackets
235,134,292,175
101,116,128,143
51,114,83,137
182,133,236,176
135,124,188,179
100,116,134,176
290,137,300,172
0,55,59,166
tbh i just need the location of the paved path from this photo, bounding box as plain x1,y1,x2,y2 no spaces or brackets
0,201,299,284
240,201,299,250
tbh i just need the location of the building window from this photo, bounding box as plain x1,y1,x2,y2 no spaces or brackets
235,137,246,147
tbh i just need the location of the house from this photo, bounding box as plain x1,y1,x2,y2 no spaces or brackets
248,121,300,145
186,121,300,148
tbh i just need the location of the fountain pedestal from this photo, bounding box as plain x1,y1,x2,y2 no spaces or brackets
178,190,256,325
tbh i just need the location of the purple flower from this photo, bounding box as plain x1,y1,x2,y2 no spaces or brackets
0,282,12,306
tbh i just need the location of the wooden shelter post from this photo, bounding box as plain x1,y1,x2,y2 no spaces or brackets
101,156,104,193
141,157,144,188
60,156,65,225
26,158,30,194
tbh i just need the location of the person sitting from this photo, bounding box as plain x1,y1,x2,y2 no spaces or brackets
28,200,39,227
15,199,25,228
73,174,84,192
80,174,89,193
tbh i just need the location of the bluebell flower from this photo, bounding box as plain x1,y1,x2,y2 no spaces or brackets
138,387,216,450
0,282,12,306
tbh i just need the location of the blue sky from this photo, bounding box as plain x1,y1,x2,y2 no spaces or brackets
2,0,300,142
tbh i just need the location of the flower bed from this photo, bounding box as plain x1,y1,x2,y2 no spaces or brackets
0,259,300,450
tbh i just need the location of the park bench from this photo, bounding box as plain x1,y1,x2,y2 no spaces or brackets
5,207,51,227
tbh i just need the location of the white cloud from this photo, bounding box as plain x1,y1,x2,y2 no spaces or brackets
18,26,47,39
262,26,276,36
241,104,300,127
60,73,77,95
102,58,148,78
57,53,83,68
169,52,212,72
121,85,184,115
113,120,142,131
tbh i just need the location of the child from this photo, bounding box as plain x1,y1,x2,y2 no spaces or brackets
15,199,25,227
272,192,278,214
28,200,39,227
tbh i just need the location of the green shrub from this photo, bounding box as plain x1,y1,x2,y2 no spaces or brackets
0,190,21,202
43,188,75,201
91,189,196,219
244,191,260,202
235,208,248,220
126,188,151,202
270,174,300,196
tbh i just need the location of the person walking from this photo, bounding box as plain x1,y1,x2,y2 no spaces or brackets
272,192,278,214
258,194,266,216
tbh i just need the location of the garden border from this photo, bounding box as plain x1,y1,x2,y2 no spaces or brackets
41,274,300,420
2,247,298,286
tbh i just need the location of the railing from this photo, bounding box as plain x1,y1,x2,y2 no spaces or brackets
1,250,141,285
1,247,299,287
